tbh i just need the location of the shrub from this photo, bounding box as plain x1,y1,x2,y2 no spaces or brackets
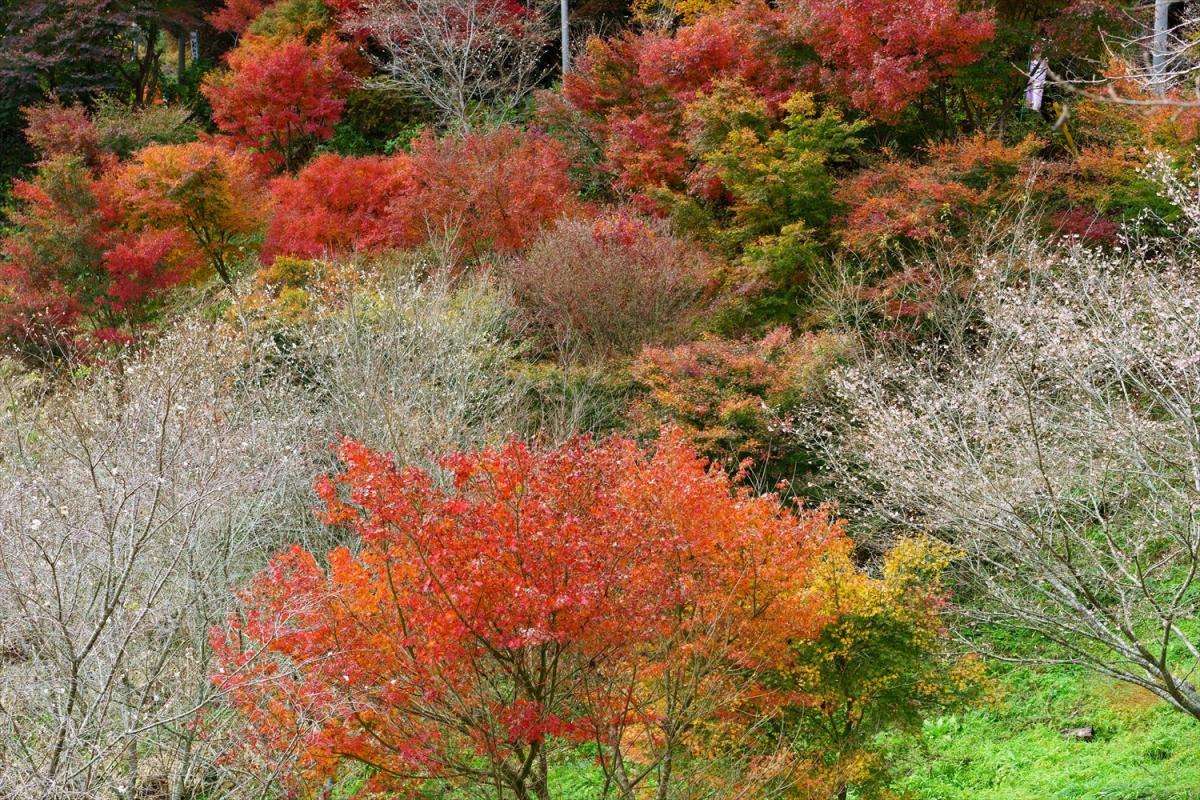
835,134,1041,258
274,270,529,463
264,127,579,263
229,255,358,327
21,98,103,168
810,226,1200,722
262,152,411,262
629,326,853,492
503,210,709,359
92,95,198,158
20,96,197,168
0,318,320,799
392,126,580,258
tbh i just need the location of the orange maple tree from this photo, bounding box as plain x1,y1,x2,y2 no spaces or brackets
113,141,265,286
211,431,840,798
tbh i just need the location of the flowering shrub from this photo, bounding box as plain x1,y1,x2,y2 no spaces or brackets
812,231,1200,723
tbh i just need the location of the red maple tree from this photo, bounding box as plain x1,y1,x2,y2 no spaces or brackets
260,152,412,262
202,34,357,172
794,0,995,119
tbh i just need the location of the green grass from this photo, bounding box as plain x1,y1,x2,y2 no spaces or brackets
884,662,1200,799
335,638,1200,800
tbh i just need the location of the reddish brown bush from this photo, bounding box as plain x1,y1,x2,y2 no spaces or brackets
22,99,103,169
504,210,710,359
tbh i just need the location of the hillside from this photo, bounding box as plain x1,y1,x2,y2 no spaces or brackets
1,1,1199,798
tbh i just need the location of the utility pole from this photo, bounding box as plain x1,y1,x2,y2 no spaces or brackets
561,0,570,74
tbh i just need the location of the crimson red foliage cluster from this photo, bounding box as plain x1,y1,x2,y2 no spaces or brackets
264,126,579,262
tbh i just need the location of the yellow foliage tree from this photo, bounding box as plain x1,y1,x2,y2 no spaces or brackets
783,536,987,799
114,142,264,286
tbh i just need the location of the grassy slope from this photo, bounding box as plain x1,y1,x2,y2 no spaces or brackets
887,662,1200,800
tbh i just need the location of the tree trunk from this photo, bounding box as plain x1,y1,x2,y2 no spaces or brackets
1153,0,1170,93
533,747,551,800
654,747,674,800
177,27,186,79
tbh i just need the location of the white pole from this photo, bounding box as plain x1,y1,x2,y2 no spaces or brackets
561,0,570,74
1153,0,1170,94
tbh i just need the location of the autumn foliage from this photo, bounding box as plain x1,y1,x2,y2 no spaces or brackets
21,98,105,169
797,0,995,119
560,0,995,203
264,126,578,262
630,327,852,487
212,432,841,798
203,34,356,173
207,0,273,33
560,1,800,197
394,126,580,257
775,536,986,795
260,153,408,261
836,134,1040,255
114,142,264,286
0,157,196,354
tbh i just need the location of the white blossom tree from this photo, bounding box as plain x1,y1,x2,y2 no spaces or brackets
347,0,555,127
0,271,537,798
807,208,1200,718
